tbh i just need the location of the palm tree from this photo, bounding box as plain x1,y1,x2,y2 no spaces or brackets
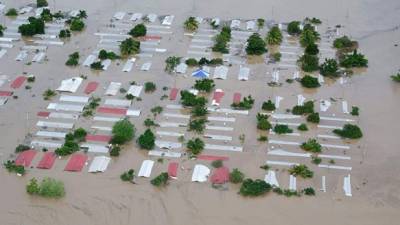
266,26,282,45
184,17,199,32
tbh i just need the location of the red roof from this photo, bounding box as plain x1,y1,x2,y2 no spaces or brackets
168,162,178,178
85,134,112,142
10,76,26,89
15,150,37,167
210,167,230,184
37,111,50,117
0,91,13,96
97,107,127,115
213,90,224,104
197,155,229,161
84,81,99,94
169,88,179,100
37,152,56,169
233,93,241,104
64,154,87,172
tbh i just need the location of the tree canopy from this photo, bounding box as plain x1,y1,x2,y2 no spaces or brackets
110,119,135,144
137,129,155,150
186,138,204,155
129,23,147,37
120,38,140,56
266,26,282,45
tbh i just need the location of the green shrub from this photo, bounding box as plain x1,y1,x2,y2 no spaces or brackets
73,128,87,142
229,168,245,183
144,118,157,127
333,124,363,139
137,129,155,150
98,49,120,60
129,23,146,37
184,17,199,32
110,119,135,144
301,139,322,153
239,179,272,196
211,160,223,168
37,0,48,7
287,21,301,35
289,164,313,178
70,18,85,31
305,43,319,55
292,101,314,115
185,58,198,66
246,33,267,55
144,82,156,93
256,113,271,130
298,55,319,72
40,8,53,22
351,106,359,116
208,58,223,66
257,18,265,29
180,90,207,107
5,8,18,17
120,38,140,56
90,61,103,70
333,36,357,49
302,187,316,196
212,26,231,53
191,105,208,117
257,135,268,142
320,58,339,77
186,138,204,155
120,169,135,181
109,146,121,157
300,75,320,88
307,112,320,123
4,160,25,175
37,177,65,198
266,26,282,45
15,144,30,153
273,124,293,134
26,178,40,194
262,100,276,111
311,156,322,165
164,56,181,73
339,50,368,68
297,123,308,131
151,172,169,187
18,17,45,36
272,52,281,61
151,106,163,116
259,164,270,170
66,52,79,66
231,95,254,110
391,73,400,82
194,79,215,92
188,119,207,133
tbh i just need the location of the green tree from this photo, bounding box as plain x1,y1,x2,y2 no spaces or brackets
391,73,400,82
289,164,314,178
184,17,199,32
26,178,40,195
305,43,319,55
110,119,135,144
339,50,368,68
164,56,181,73
307,112,320,123
129,23,147,37
292,101,315,115
262,100,276,111
120,38,140,56
18,17,45,36
144,82,156,93
300,75,320,88
333,36,356,49
194,79,215,92
70,18,85,31
287,21,301,35
188,119,207,133
239,179,272,196
297,123,308,131
38,177,65,198
256,113,271,130
273,124,293,134
333,124,363,139
37,0,48,7
298,54,319,72
301,139,322,153
120,169,135,181
246,33,267,55
266,26,282,45
229,168,245,183
5,8,18,17
320,58,339,77
300,29,318,47
151,172,169,187
137,129,155,150
185,58,198,67
186,138,204,155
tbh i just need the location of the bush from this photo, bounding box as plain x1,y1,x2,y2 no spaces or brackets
151,172,169,187
40,9,53,22
300,75,320,88
333,124,363,139
351,106,359,116
144,118,157,127
70,18,85,31
37,177,65,198
37,0,48,7
144,82,156,93
191,105,208,117
272,52,281,62
391,73,400,82
137,129,155,150
239,179,272,196
300,29,319,47
188,119,207,133
256,113,271,130
339,50,368,68
302,187,316,196
262,100,276,111
257,135,268,142
58,29,71,38
231,95,254,110
165,56,181,73
180,90,207,107
292,101,314,115
26,178,40,194
185,58,198,66
305,17,322,25
230,168,245,183
311,156,322,165
18,17,45,36
301,139,322,153
297,123,308,131
208,58,223,66
90,61,103,70
287,21,301,35
129,23,146,37
273,124,293,134
246,33,267,55
333,36,357,49
15,144,30,153
257,18,265,29
320,58,339,77
43,89,57,100
307,112,320,123
120,169,135,181
186,138,204,155
98,49,120,60
109,146,121,157
298,54,319,72
5,8,18,17
120,38,140,56
55,140,79,156
73,128,87,142
194,79,215,92
110,119,135,144
184,17,199,31
289,164,313,178
151,106,163,116
4,160,25,175
212,27,231,53
211,160,223,168
305,43,319,55
266,26,282,45
65,52,79,66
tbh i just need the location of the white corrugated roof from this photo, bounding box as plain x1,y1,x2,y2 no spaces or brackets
191,164,210,182
88,156,111,173
138,160,154,177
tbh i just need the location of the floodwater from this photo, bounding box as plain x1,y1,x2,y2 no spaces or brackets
0,0,400,224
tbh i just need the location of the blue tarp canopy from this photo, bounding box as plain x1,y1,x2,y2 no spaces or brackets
191,69,210,79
